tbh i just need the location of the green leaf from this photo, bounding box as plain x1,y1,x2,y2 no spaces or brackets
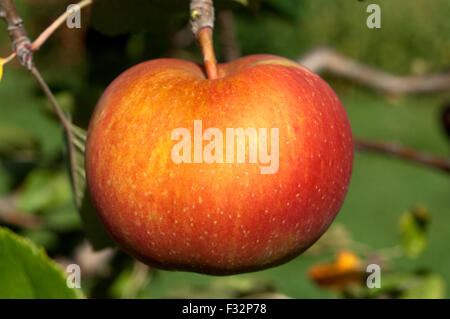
0,71,63,161
43,92,76,115
0,124,37,157
0,226,81,298
363,272,414,298
20,229,59,252
68,125,87,209
399,206,430,258
16,169,72,213
68,125,114,250
44,202,82,232
400,273,446,299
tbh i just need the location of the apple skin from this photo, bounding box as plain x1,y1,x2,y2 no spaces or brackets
85,55,353,275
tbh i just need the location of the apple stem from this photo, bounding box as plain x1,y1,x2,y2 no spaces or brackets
198,27,218,80
190,0,218,80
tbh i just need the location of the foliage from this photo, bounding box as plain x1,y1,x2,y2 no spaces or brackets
0,0,448,299
0,226,82,298
400,206,429,258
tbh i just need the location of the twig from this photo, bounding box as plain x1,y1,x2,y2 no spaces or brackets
1,0,85,204
355,138,450,173
0,51,16,80
0,0,32,69
30,0,93,51
30,66,77,146
1,0,93,66
299,47,450,94
1,51,15,63
0,195,43,228
218,10,240,62
30,66,83,203
30,67,71,130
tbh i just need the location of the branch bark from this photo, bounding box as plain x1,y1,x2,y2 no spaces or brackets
190,0,214,37
0,0,32,69
30,0,93,51
0,195,43,228
355,139,450,173
299,47,450,94
30,66,83,205
2,1,448,180
0,0,84,205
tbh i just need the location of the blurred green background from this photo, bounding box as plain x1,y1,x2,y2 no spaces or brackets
0,0,449,298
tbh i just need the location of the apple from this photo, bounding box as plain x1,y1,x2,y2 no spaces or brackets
85,55,353,275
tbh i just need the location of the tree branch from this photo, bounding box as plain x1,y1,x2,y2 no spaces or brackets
1,0,93,66
0,0,85,206
299,47,450,94
30,66,83,205
0,0,32,69
30,66,72,131
355,138,450,173
30,0,93,51
0,195,43,228
190,0,214,37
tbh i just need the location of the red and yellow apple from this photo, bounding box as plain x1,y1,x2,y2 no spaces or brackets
85,55,353,275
